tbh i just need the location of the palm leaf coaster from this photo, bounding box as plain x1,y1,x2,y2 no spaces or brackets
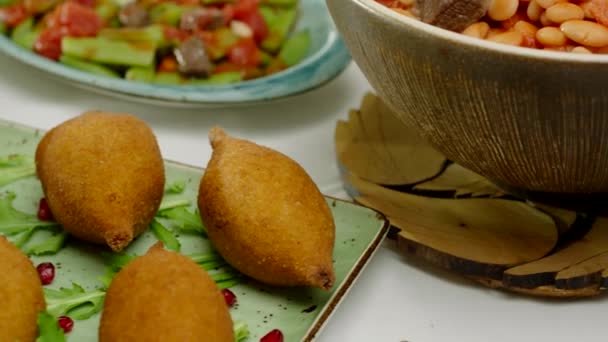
336,93,608,298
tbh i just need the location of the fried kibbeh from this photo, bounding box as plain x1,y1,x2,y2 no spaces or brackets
0,236,45,342
99,243,234,342
198,128,336,290
35,111,165,252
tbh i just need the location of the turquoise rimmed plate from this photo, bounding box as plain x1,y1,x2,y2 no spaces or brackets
0,0,351,107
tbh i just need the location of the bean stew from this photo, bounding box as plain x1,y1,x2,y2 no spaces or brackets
377,0,608,53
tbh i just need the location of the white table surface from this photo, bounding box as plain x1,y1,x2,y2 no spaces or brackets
0,52,604,342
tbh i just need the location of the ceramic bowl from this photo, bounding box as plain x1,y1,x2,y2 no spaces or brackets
0,0,351,107
326,0,608,195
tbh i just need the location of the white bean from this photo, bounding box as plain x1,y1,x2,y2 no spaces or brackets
536,26,567,45
561,19,608,47
571,46,593,53
487,31,524,45
462,22,491,38
488,0,520,21
546,3,585,23
536,0,560,9
540,11,556,26
527,0,543,21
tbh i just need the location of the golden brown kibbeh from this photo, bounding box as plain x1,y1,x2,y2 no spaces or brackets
0,236,45,342
35,111,165,252
198,127,336,290
99,243,234,342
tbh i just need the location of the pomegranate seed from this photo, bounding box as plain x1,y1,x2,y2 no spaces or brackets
57,316,74,333
260,329,284,342
36,262,55,285
221,288,237,307
37,198,54,221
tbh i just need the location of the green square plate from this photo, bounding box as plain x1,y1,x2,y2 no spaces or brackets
0,119,388,341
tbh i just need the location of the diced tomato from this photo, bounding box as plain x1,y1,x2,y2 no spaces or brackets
56,2,102,36
33,2,101,60
222,4,235,25
0,4,28,28
240,10,268,42
158,55,178,72
228,38,261,67
233,0,258,19
164,26,190,43
229,0,267,41
34,26,63,60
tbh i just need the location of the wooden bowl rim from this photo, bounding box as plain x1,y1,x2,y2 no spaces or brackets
344,0,608,64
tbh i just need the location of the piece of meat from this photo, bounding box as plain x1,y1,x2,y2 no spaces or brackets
415,0,490,32
119,2,149,28
180,8,224,31
174,36,213,77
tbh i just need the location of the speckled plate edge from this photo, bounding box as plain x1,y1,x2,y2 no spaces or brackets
0,0,352,107
301,201,389,341
0,118,390,341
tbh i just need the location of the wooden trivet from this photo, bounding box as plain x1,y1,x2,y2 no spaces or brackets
336,93,608,298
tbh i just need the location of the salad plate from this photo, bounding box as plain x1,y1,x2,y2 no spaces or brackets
0,119,389,341
0,0,351,107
